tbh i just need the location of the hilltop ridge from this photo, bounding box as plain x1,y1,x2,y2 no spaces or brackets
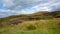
0,11,60,25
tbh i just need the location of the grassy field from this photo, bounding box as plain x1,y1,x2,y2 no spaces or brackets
0,11,60,34
0,19,60,34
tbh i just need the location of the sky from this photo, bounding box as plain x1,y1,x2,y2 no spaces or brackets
0,0,60,18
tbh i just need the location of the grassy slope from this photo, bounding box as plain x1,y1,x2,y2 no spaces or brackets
0,11,60,34
0,19,60,34
0,11,60,21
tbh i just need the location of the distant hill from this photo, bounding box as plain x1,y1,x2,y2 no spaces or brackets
0,11,60,25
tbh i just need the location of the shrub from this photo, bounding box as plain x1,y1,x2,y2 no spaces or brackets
26,24,36,30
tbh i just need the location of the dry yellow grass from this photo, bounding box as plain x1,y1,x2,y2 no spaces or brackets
0,18,60,34
13,18,60,30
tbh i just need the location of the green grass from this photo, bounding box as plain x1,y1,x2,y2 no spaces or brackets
0,11,60,34
0,19,60,34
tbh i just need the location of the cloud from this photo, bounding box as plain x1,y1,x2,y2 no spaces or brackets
2,0,60,11
21,0,60,13
2,0,43,10
0,9,22,18
0,0,60,18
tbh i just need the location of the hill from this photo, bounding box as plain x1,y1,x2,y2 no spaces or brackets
0,11,60,34
0,11,60,24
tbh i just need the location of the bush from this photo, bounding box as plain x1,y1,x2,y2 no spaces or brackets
26,24,36,30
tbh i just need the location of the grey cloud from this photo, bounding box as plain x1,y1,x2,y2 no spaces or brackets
2,0,51,10
2,0,42,10
1,0,60,11
0,0,60,18
0,10,22,18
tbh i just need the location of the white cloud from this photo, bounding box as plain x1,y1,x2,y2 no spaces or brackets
0,0,60,18
2,0,14,7
1,0,60,11
2,0,43,10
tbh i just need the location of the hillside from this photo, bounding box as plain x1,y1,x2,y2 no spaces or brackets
0,11,60,23
0,11,60,34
